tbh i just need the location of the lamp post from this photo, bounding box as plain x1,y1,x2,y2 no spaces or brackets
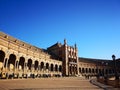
112,55,119,80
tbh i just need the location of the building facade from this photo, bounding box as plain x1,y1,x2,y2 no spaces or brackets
0,31,117,79
47,39,79,76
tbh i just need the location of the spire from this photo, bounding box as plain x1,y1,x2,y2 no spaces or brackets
64,39,67,45
75,43,77,49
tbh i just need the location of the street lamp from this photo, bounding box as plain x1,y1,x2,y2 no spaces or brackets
112,55,119,80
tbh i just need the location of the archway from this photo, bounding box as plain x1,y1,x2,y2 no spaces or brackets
46,63,49,70
89,68,91,73
109,69,112,74
79,68,81,73
92,68,95,73
34,60,39,70
96,68,98,73
105,69,108,74
55,64,58,71
40,62,44,70
99,69,102,75
8,54,16,70
0,50,5,69
59,65,62,72
50,64,53,71
86,68,88,73
19,57,25,71
27,59,32,70
82,68,85,73
102,69,104,76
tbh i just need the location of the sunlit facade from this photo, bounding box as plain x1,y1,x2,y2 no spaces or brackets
0,31,115,79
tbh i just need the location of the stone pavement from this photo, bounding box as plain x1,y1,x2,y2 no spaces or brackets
0,77,103,90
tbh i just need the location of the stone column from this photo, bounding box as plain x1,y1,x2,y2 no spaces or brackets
53,65,55,72
32,64,34,72
16,61,19,72
39,64,41,71
5,51,9,71
3,57,6,69
75,65,77,75
64,39,68,76
38,65,40,71
17,60,19,71
23,62,26,72
5,58,9,71
44,65,46,72
14,61,17,72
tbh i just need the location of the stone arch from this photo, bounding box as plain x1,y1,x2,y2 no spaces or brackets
50,64,54,71
109,69,112,74
85,68,88,73
55,64,58,71
59,65,62,72
40,62,44,70
46,63,49,70
99,69,102,75
79,68,81,73
8,54,16,70
89,68,91,73
102,69,104,75
0,50,5,68
27,59,32,70
34,60,39,70
112,69,114,74
92,68,94,73
82,68,85,73
105,69,108,74
19,57,25,70
96,68,98,73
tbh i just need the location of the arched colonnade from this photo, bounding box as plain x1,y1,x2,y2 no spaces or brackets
0,49,62,79
79,67,114,77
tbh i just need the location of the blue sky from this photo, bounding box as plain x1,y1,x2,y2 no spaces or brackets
0,0,120,59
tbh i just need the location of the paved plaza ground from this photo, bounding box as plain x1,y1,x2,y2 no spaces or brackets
0,77,103,90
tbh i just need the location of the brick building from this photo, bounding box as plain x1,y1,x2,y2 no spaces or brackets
0,31,117,79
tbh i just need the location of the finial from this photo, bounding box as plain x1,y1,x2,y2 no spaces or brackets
64,39,67,44
75,43,77,49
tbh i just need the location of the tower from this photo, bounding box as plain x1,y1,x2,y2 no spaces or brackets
62,39,79,76
63,39,69,76
47,39,79,76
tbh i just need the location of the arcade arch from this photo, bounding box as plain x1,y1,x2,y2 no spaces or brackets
27,59,32,70
40,62,44,70
82,68,85,73
0,50,5,69
50,64,54,71
8,54,16,71
79,68,81,73
19,57,25,71
59,65,62,72
55,64,58,71
34,60,39,70
46,63,49,70
89,68,91,73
